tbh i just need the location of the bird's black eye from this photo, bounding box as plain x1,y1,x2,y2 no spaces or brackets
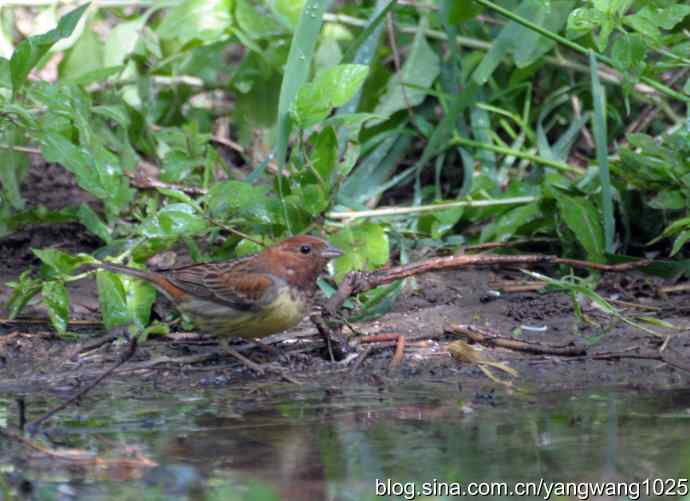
300,244,312,255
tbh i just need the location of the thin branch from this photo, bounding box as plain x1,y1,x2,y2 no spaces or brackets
27,336,139,432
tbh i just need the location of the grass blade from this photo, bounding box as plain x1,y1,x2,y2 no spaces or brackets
274,0,330,167
590,51,614,254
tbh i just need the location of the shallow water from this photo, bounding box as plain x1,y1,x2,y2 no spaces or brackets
2,382,690,500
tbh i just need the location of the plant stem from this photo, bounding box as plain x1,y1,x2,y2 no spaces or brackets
449,136,585,175
472,0,690,103
327,195,538,219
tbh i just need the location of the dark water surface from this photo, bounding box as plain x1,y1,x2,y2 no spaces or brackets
2,382,690,500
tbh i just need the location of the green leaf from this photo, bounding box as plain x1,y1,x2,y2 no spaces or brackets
58,26,103,80
310,126,337,182
589,52,614,254
611,33,647,77
42,281,70,336
96,270,130,329
124,277,156,330
141,203,208,238
671,230,690,256
78,203,112,243
0,58,11,88
475,0,574,82
649,191,685,210
291,64,369,128
157,0,233,43
271,0,305,28
274,0,328,171
235,237,264,257
205,180,272,223
0,129,29,210
331,223,389,281
32,248,92,275
480,204,541,243
104,17,145,67
624,7,661,45
655,4,690,30
431,207,464,239
235,0,282,39
372,25,440,123
445,0,483,23
10,3,89,94
300,184,328,216
5,271,42,319
556,194,605,262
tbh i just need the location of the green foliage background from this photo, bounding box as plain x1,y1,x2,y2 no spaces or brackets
0,0,689,335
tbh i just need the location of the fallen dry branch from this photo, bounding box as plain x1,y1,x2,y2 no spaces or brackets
326,254,651,313
317,254,652,353
358,333,407,369
447,324,586,357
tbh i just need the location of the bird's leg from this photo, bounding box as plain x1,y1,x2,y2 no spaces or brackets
219,338,270,375
250,338,281,357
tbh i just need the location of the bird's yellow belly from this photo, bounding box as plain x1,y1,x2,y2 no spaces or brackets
181,288,308,339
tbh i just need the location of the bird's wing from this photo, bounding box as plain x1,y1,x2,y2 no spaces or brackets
167,261,276,311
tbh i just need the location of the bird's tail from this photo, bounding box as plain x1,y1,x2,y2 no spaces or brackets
96,263,156,282
93,263,185,301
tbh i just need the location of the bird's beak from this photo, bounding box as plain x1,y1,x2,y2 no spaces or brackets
322,244,344,259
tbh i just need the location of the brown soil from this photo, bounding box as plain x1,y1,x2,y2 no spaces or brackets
3,161,690,409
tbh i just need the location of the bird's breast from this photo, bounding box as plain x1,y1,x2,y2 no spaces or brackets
179,285,310,339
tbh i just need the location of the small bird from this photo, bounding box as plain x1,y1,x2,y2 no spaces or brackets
97,235,342,369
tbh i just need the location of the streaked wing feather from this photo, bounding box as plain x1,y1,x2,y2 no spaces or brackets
167,261,274,311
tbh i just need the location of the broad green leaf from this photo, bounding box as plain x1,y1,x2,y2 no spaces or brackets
157,0,233,43
10,3,89,94
78,203,112,243
310,126,337,182
141,203,208,238
331,223,389,281
33,248,92,275
97,270,130,329
611,33,646,77
42,281,70,336
475,0,574,82
556,194,605,262
649,191,685,210
291,64,369,128
235,0,282,39
445,0,483,23
655,4,690,30
235,237,264,257
123,276,156,330
5,271,42,319
301,184,328,216
431,207,464,239
271,0,305,28
104,17,145,67
0,129,29,210
480,204,541,243
624,7,661,45
372,26,439,123
567,8,604,39
58,26,103,80
205,180,272,223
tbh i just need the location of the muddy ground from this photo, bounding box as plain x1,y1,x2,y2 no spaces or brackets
3,163,690,416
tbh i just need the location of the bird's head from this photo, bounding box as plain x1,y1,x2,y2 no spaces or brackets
260,235,343,285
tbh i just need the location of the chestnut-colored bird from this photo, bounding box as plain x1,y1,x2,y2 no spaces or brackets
98,235,342,368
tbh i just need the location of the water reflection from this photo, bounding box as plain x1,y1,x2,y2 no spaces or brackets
1,384,690,500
